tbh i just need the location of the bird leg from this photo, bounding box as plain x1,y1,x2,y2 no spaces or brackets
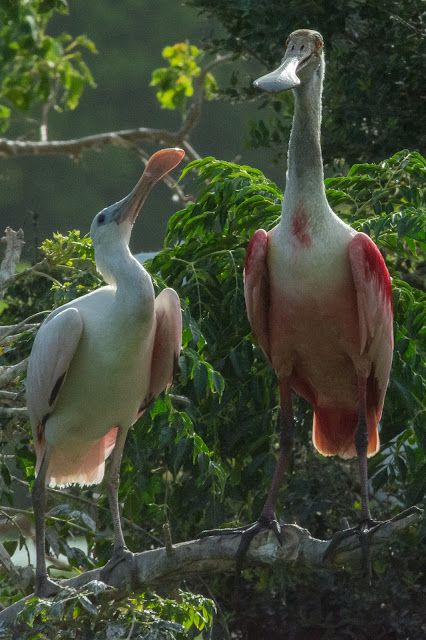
200,382,294,575
100,426,135,582
32,446,61,597
324,378,384,582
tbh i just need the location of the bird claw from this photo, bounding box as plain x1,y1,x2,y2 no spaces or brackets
34,574,62,598
199,514,282,576
235,516,282,575
99,546,135,585
324,507,421,583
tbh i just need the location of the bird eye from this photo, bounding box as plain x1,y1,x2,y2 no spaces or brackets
318,40,323,49
285,38,289,47
98,213,106,225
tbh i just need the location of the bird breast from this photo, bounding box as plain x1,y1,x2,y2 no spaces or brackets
44,286,156,447
269,207,356,298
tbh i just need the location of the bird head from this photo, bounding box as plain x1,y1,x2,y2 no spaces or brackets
90,148,185,250
254,29,324,93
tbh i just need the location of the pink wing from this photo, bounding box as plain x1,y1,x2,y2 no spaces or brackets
26,307,84,465
348,232,394,420
244,229,271,361
149,287,182,399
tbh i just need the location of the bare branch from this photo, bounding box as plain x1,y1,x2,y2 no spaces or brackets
0,127,182,160
0,390,19,403
0,407,28,419
0,314,47,343
0,228,25,298
0,507,422,625
0,258,49,292
0,54,232,167
179,53,233,139
0,359,28,391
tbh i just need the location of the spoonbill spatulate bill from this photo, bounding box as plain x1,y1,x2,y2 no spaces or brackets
26,148,184,596
204,30,396,580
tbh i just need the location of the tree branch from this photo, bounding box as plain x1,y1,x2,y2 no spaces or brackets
0,507,421,625
0,228,25,298
178,53,233,139
0,407,28,419
0,127,182,160
0,54,231,166
0,359,28,391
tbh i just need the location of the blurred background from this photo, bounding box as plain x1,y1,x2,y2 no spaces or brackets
0,0,278,261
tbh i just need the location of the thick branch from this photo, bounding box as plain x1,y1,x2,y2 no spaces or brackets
0,127,181,160
0,507,421,625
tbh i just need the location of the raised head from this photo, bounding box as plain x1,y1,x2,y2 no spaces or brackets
90,148,185,248
254,29,324,93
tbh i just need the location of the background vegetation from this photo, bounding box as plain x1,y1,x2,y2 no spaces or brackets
0,1,425,638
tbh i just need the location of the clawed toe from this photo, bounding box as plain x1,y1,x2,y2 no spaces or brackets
34,575,62,598
99,546,135,584
199,514,282,576
236,517,282,574
324,516,392,584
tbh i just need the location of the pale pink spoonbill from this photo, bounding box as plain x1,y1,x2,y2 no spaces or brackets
26,148,184,596
236,30,394,576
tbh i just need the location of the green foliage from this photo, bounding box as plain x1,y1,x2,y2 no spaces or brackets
150,42,217,114
186,0,426,163
0,0,96,132
5,585,214,639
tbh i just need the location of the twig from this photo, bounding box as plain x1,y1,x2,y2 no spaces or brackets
0,228,25,298
0,390,18,402
0,510,31,566
0,360,28,391
0,312,48,342
0,258,48,292
10,475,164,547
178,54,233,140
0,407,28,419
40,75,60,142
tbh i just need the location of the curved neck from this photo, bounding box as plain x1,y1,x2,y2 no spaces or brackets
95,240,154,314
282,63,328,214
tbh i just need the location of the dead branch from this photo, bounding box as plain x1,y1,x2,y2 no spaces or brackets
0,506,421,625
0,407,28,419
0,258,49,292
0,359,28,391
0,228,25,298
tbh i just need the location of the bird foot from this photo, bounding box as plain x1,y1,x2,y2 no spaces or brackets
200,513,282,575
323,507,420,583
324,517,381,583
99,545,136,585
34,574,62,598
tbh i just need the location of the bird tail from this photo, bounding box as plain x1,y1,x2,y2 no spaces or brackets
37,427,118,487
312,405,379,459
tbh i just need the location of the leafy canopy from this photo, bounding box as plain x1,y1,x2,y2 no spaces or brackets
186,0,426,163
0,0,96,132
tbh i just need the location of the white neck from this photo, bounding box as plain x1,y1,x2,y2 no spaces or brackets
282,60,329,217
94,238,154,314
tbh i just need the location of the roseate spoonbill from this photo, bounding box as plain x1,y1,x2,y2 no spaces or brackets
26,148,184,596
206,30,395,578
